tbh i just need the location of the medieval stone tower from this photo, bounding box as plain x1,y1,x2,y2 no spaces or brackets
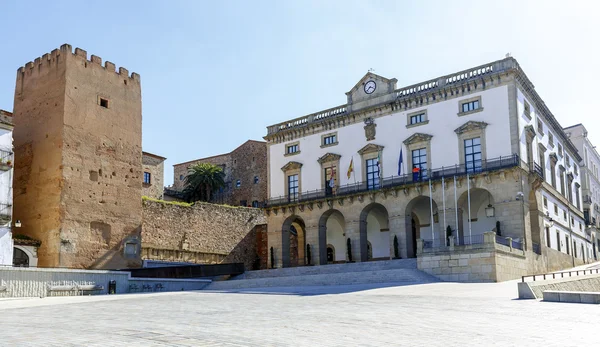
12,44,143,269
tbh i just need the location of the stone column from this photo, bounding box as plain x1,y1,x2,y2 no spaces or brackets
345,221,362,262
389,215,408,259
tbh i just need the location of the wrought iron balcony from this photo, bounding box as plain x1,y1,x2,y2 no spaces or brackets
531,162,544,179
0,203,12,224
267,154,520,207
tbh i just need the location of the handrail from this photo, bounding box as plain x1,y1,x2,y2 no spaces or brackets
521,268,600,282
267,154,520,207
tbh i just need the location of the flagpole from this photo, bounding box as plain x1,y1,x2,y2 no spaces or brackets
429,178,435,245
467,171,472,242
454,175,458,245
442,177,446,243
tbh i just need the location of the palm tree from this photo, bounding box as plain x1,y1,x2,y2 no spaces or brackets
183,163,225,202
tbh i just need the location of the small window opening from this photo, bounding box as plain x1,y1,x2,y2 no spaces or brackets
100,98,109,108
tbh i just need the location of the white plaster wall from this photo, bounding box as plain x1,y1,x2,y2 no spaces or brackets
0,228,13,265
269,86,512,197
326,215,346,262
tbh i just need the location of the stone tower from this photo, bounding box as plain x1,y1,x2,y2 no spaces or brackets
13,44,143,269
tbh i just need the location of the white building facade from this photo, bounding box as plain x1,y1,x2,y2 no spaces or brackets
0,110,14,266
264,57,590,281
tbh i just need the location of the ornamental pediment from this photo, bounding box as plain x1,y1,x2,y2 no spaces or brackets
317,153,342,164
454,121,489,135
281,161,303,172
346,72,398,105
524,125,536,139
403,133,433,145
358,143,384,155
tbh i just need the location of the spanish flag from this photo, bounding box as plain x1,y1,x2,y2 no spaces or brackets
347,158,354,179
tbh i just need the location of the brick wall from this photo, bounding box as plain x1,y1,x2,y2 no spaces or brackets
142,199,268,270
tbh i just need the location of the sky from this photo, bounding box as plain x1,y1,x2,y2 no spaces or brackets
1,0,599,186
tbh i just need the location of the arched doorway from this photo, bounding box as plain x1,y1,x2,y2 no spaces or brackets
405,196,440,257
326,245,335,263
13,247,29,267
359,203,390,262
319,209,346,265
282,215,306,268
457,188,497,245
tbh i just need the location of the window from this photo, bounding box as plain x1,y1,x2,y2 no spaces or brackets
571,217,574,225
323,134,337,146
563,210,567,220
559,167,566,196
546,227,551,248
537,119,544,135
236,179,241,188
410,113,425,125
324,166,337,195
412,148,428,180
543,197,548,208
464,138,482,174
461,100,480,113
288,174,299,200
251,200,259,208
566,156,571,167
574,241,577,258
254,176,259,184
240,200,247,206
286,143,299,155
548,132,554,147
576,184,581,209
556,232,561,251
579,222,582,231
554,204,558,215
550,161,557,188
524,100,531,118
574,165,578,175
124,242,137,256
558,143,563,157
179,174,184,181
566,236,570,254
143,172,151,184
366,158,380,190
100,98,109,108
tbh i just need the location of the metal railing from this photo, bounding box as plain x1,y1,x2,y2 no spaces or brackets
522,268,600,282
0,149,13,170
458,234,485,246
532,162,544,179
268,154,520,207
495,235,511,247
512,239,523,250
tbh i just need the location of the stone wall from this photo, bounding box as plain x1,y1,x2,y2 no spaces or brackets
171,140,267,207
142,152,166,199
141,199,268,270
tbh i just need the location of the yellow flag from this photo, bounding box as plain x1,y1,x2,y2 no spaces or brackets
347,158,354,179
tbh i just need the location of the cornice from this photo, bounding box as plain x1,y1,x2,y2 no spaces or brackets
358,143,384,155
317,153,342,164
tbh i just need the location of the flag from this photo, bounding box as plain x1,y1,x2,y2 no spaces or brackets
398,148,403,176
377,151,382,178
329,168,336,188
347,158,354,180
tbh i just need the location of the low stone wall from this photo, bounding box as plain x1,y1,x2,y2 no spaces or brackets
518,273,600,299
545,247,584,272
0,267,210,298
142,200,268,270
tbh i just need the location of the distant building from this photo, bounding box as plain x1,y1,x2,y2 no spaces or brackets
0,110,13,266
564,124,600,259
142,152,166,200
168,140,267,207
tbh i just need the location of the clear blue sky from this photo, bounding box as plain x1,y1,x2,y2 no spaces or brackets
1,0,598,186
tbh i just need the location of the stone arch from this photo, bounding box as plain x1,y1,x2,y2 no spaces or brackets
359,203,390,262
405,195,440,257
318,209,346,265
457,188,497,245
282,215,306,268
13,246,30,267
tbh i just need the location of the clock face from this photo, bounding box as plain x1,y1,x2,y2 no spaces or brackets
364,80,376,94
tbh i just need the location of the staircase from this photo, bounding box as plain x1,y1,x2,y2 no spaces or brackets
205,259,439,290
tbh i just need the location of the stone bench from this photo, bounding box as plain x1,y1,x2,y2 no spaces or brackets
77,284,104,295
47,283,77,296
543,290,600,304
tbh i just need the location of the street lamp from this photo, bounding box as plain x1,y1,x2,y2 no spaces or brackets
14,220,21,228
485,191,495,217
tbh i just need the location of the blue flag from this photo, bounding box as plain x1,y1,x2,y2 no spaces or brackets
398,148,403,175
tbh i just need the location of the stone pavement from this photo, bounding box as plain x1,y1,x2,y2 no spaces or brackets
0,280,598,346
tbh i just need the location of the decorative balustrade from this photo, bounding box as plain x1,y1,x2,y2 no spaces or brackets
266,58,518,135
267,154,520,207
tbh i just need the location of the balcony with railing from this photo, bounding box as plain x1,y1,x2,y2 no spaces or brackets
268,154,520,207
531,162,544,179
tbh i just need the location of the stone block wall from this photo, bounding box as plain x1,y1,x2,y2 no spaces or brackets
141,199,268,270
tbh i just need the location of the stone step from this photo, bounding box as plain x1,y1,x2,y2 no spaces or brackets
237,258,418,280
205,268,438,290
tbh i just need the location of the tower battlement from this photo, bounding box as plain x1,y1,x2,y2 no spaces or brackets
16,43,140,83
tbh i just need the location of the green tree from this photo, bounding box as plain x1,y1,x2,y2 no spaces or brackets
183,163,225,202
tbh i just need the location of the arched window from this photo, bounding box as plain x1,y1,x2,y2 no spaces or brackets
13,248,29,267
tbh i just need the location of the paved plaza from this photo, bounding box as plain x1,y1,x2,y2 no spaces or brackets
0,280,598,346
